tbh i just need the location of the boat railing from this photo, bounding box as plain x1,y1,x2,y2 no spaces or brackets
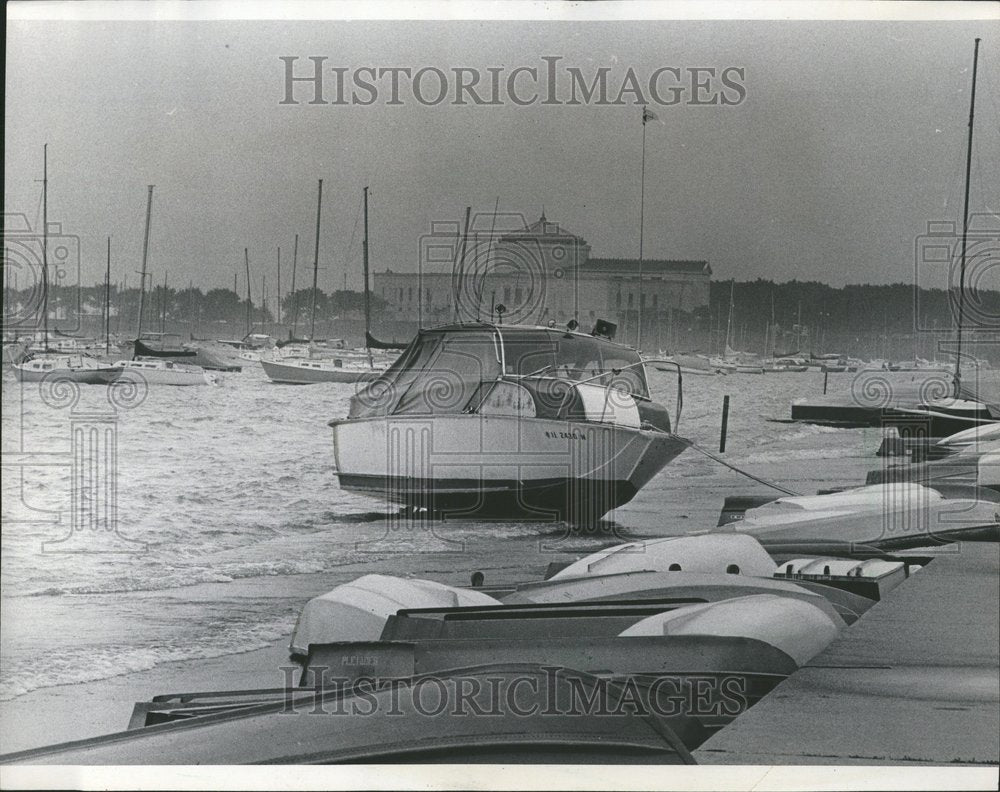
466,359,682,432
565,359,683,432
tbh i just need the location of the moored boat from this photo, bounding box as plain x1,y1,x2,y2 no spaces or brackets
260,354,384,384
12,353,122,384
330,320,688,521
114,358,217,386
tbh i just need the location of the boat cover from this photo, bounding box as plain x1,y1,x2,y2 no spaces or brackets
289,574,500,656
551,534,778,580
619,594,843,666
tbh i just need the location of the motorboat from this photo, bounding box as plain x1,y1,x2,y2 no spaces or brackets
114,358,217,386
329,320,689,521
12,353,122,384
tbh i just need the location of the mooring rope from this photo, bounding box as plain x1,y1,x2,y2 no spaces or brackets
676,436,803,497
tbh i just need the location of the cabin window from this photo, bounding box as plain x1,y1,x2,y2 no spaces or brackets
504,286,511,303
628,293,634,307
408,287,413,302
616,291,621,307
399,287,404,302
515,287,523,304
426,289,432,304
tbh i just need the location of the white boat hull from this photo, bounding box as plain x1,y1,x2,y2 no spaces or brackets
331,414,687,520
261,357,379,384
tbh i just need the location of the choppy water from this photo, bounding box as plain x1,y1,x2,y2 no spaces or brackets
0,363,991,701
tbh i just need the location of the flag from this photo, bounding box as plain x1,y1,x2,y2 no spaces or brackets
642,107,658,124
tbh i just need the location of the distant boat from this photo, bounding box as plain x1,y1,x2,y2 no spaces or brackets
13,354,122,384
260,355,384,384
114,358,217,386
260,184,394,385
12,145,122,385
649,352,717,376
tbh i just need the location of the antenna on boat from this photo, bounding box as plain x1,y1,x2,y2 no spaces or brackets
476,197,501,322
362,186,373,368
310,179,323,341
953,37,980,397
135,184,155,350
452,207,471,324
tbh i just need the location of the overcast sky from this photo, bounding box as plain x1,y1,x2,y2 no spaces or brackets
5,11,999,295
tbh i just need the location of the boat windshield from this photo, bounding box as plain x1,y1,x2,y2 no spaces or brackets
502,330,648,398
349,326,649,419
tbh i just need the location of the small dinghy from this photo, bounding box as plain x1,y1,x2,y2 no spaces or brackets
734,484,1000,549
619,593,843,666
505,569,857,624
550,533,778,580
288,573,500,658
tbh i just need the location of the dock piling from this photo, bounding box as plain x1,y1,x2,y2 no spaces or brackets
719,395,730,453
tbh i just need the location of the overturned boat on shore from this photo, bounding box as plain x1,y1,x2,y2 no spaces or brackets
4,533,946,765
330,320,688,521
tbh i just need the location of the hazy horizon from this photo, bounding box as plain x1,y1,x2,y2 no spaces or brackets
5,17,999,297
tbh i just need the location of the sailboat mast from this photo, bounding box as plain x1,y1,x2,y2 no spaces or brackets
724,280,735,354
135,185,154,344
362,186,373,368
244,248,251,337
160,271,167,335
104,237,112,355
276,247,282,328
290,234,299,337
954,38,980,394
310,179,323,341
41,144,49,351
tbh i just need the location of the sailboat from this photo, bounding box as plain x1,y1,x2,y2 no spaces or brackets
261,182,389,384
111,186,215,386
13,146,122,384
709,281,763,374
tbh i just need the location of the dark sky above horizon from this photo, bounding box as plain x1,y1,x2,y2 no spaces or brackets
5,15,999,295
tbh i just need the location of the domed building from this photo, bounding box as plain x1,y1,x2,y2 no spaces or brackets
373,212,710,348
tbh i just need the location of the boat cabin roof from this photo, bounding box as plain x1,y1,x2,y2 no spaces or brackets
349,322,651,419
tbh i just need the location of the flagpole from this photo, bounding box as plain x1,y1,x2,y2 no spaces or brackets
637,108,648,351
